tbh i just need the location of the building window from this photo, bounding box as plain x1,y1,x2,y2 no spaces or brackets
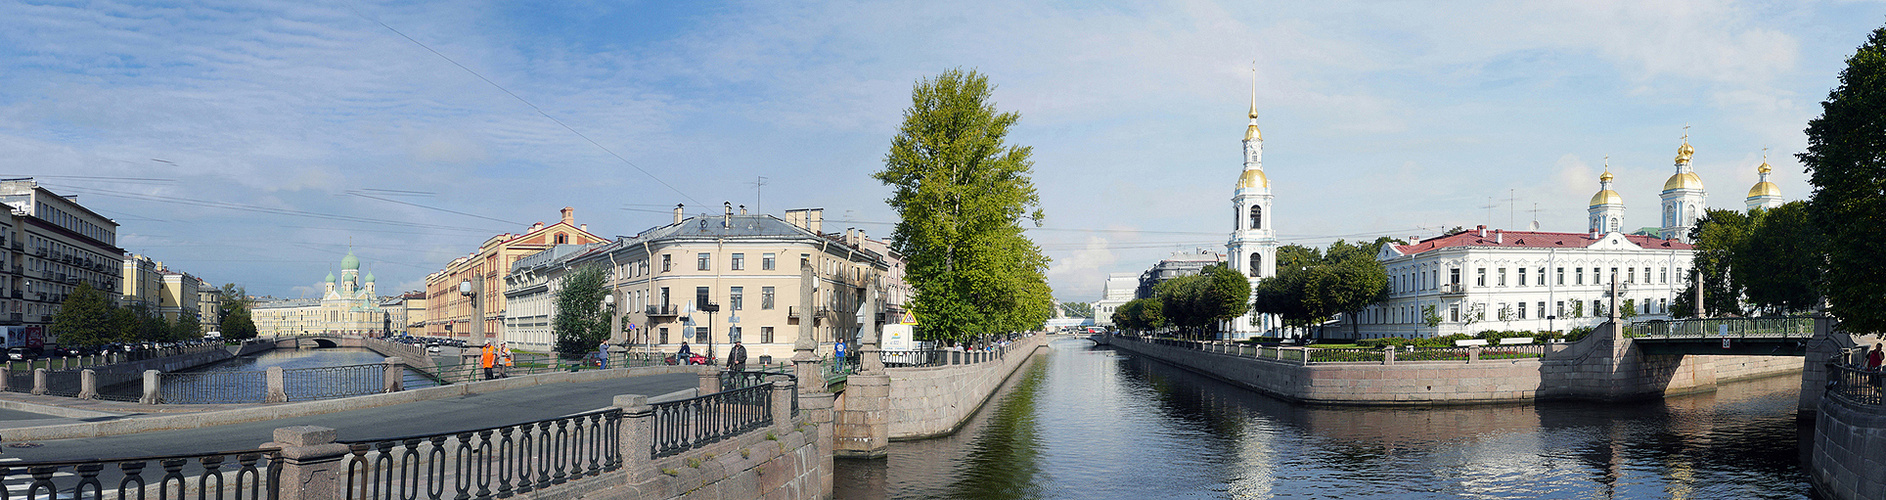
1449,304,1460,322
761,286,775,310
697,253,711,271
555,233,568,245
1249,253,1262,277
730,287,743,311
1249,205,1263,230
1449,268,1460,285
1609,267,1618,284
1660,298,1668,313
1476,268,1486,287
659,327,669,344
1537,267,1546,286
696,287,710,309
1645,268,1652,285
762,253,776,271
1517,268,1527,287
1517,303,1527,319
695,327,709,343
762,326,775,344
661,255,671,272
1556,268,1565,285
1556,301,1565,317
1575,268,1584,285
731,253,745,271
1627,267,1635,283
1660,268,1667,284
1593,300,1603,316
1537,302,1546,319
1498,268,1507,287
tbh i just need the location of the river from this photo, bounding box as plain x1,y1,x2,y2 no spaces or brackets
100,347,439,401
835,337,1817,499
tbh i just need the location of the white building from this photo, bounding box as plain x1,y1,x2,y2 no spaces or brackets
1091,272,1138,328
1225,75,1278,337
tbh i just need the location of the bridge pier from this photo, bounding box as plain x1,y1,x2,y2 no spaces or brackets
1802,312,1881,415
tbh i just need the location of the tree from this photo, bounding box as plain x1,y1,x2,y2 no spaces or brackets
1802,24,1886,332
1252,240,1389,338
874,68,1053,342
50,283,116,347
137,306,171,343
1687,209,1756,317
219,283,253,323
1619,299,1639,321
1738,201,1824,314
1205,264,1252,332
1059,302,1094,318
172,314,203,342
221,304,258,341
553,265,610,359
1111,298,1165,332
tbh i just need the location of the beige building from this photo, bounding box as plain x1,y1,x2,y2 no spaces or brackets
253,251,385,336
1,179,123,347
380,291,426,337
122,254,161,310
197,280,223,335
424,207,605,343
158,268,201,323
505,204,906,362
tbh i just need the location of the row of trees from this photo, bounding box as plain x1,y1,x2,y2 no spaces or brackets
1110,264,1250,336
48,282,257,347
1251,238,1396,337
1674,201,1823,318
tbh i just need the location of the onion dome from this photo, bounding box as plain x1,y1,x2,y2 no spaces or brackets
364,270,376,283
1237,169,1268,189
1748,160,1781,198
340,250,360,271
1590,170,1623,207
325,272,336,283
1674,138,1695,165
1663,172,1704,191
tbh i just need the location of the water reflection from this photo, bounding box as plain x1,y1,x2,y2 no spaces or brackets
100,348,436,401
836,338,1815,499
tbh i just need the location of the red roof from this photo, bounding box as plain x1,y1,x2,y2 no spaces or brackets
1393,227,1692,256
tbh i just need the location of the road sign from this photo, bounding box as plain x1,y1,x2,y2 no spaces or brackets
728,315,740,324
1722,337,1731,349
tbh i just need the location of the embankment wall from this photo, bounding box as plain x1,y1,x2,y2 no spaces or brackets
883,335,1050,440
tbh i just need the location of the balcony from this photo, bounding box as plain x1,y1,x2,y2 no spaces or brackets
33,248,45,257
645,304,679,317
9,290,19,299
787,306,800,319
8,242,18,251
1439,283,1467,296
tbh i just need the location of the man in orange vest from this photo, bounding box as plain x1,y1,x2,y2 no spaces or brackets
480,341,497,380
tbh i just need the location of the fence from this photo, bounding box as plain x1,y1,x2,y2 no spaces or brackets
650,383,774,458
1631,316,1815,338
427,351,669,385
1826,361,1884,407
340,408,621,500
284,363,385,401
0,447,281,500
1117,335,1559,366
160,370,270,404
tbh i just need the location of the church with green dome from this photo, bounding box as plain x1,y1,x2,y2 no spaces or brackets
252,250,388,336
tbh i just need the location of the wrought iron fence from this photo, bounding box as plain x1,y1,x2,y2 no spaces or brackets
0,448,281,500
160,370,269,404
879,349,948,368
339,408,621,500
1480,344,1549,360
650,383,774,458
1631,316,1815,338
821,354,859,384
1826,362,1884,407
1396,346,1475,362
284,363,384,401
6,369,32,393
1306,348,1386,364
41,370,82,397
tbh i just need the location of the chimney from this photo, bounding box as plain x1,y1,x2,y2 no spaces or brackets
723,201,733,228
530,222,544,232
739,204,748,215
1494,230,1503,244
808,208,822,233
846,228,858,246
579,224,588,232
560,207,575,225
673,204,685,224
1476,225,1486,237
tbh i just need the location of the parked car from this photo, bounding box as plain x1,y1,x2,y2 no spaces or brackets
6,348,37,361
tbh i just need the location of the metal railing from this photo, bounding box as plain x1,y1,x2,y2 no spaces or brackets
1395,346,1476,362
820,354,859,384
340,408,621,500
1631,316,1815,338
0,448,281,500
1826,362,1884,407
160,371,269,404
1121,335,1557,366
650,383,773,458
284,363,386,401
879,349,949,368
1307,348,1384,363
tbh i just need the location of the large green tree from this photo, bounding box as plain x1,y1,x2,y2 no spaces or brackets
553,265,610,359
220,304,258,341
1249,239,1391,338
1111,298,1164,332
1683,208,1757,317
50,283,116,347
172,314,203,342
1803,24,1886,332
874,69,1053,342
1737,201,1824,314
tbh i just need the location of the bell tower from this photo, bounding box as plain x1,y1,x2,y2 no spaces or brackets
1227,67,1275,337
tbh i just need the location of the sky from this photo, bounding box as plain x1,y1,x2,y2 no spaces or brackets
3,0,1882,303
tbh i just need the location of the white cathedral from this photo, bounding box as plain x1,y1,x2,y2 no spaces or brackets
1225,78,1277,337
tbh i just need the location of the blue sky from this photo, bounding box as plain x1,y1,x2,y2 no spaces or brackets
4,0,1881,302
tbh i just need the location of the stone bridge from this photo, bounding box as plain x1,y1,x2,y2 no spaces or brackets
265,334,437,378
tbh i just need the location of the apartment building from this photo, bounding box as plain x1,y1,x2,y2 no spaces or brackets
424,207,606,343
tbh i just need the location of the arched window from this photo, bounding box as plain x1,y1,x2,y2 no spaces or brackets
555,233,569,244
1609,217,1619,232
1249,253,1262,277
1249,206,1263,230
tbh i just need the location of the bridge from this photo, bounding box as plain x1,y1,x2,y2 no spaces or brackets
1627,317,1816,356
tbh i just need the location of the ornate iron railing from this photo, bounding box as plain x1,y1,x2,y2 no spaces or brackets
0,448,281,500
879,349,948,368
1826,362,1884,407
339,408,621,500
160,371,269,404
650,383,773,458
1307,348,1385,364
1631,316,1814,338
283,364,384,401
1395,346,1476,362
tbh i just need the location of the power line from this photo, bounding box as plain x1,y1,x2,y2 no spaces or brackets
342,4,702,206
347,191,526,227
45,184,501,234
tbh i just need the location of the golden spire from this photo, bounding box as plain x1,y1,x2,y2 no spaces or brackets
1674,125,1694,164
1244,62,1262,141
1600,156,1613,182
1757,147,1772,174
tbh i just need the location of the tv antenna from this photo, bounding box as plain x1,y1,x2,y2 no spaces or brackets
748,176,768,214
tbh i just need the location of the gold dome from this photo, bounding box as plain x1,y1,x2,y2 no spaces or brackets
1663,172,1704,191
1589,189,1623,207
1237,169,1268,189
1747,181,1780,199
1599,170,1614,182
1245,123,1261,141
1675,140,1695,164
1758,161,1772,175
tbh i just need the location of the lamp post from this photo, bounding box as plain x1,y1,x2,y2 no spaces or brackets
459,276,481,345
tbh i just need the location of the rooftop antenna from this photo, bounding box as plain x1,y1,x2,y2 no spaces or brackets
748,176,768,214
1527,202,1543,230
1505,189,1518,229
1480,197,1498,228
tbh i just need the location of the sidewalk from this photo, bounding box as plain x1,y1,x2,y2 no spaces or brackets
0,371,698,462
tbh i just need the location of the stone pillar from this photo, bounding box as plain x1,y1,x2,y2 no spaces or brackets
268,426,350,500
767,375,796,426
793,259,822,393
835,369,889,458
383,357,403,393
141,370,161,404
1801,311,1860,414
698,365,721,395
860,284,882,375
1383,346,1395,365
0,366,9,392
613,395,657,483
31,368,47,395
78,369,97,399
1468,346,1481,363
266,366,287,403
799,392,837,496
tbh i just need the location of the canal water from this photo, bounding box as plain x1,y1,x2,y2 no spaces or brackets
185,347,439,388
835,337,1816,499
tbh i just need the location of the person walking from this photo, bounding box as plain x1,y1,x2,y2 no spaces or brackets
480,341,497,380
677,341,693,365
498,342,514,378
728,340,747,373
598,340,611,369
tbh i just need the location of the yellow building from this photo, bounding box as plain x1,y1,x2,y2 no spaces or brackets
253,251,385,336
2,179,123,346
424,207,605,343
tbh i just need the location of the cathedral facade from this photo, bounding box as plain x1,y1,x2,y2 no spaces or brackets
1225,77,1277,337
253,251,387,337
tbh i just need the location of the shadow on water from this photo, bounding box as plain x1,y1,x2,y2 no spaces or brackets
838,338,1818,500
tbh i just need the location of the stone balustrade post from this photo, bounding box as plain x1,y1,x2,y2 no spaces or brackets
613,395,656,483
0,366,8,391
768,375,795,427
267,426,351,500
382,357,403,393
31,367,47,395
266,366,287,403
698,365,722,395
78,369,97,399
1299,348,1310,366
140,370,160,404
862,348,883,375
1383,347,1395,365
1468,346,1482,363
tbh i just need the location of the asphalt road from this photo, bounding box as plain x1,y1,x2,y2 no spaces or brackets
0,371,698,462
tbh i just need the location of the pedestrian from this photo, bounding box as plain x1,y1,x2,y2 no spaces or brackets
835,339,847,360
480,341,496,380
728,340,747,373
598,340,610,369
1870,344,1883,371
677,341,693,365
499,342,513,378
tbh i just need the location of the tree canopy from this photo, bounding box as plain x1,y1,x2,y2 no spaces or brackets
874,68,1053,341
553,265,611,359
50,283,116,347
1251,239,1393,337
1803,24,1886,332
1676,202,1825,318
1111,298,1164,332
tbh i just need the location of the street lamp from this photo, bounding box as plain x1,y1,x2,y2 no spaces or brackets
601,294,616,356
459,278,480,344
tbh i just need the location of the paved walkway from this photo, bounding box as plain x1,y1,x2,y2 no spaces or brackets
0,371,698,462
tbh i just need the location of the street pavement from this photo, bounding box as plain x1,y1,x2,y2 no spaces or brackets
0,371,698,463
